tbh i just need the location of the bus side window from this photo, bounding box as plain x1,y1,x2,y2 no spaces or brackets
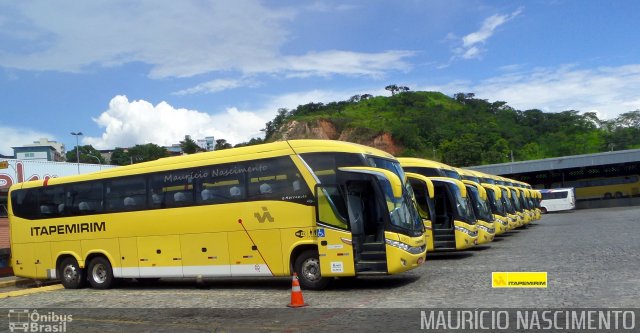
152,169,195,208
10,188,39,220
39,185,65,218
68,181,103,215
195,164,245,205
105,176,146,212
245,156,312,203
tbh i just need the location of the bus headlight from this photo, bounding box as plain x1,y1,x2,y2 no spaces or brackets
476,224,495,234
454,225,477,237
385,239,425,255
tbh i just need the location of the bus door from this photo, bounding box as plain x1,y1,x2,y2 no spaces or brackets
316,168,406,275
315,184,357,277
430,180,457,249
405,173,436,251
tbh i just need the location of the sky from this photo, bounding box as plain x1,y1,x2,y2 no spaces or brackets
1,0,639,156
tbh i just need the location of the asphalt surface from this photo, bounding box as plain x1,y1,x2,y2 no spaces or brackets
1,206,639,332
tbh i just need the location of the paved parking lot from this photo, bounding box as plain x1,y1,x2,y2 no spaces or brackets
1,206,639,331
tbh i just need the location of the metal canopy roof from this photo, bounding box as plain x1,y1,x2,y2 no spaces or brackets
468,148,640,176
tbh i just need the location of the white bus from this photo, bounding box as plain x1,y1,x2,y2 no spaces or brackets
539,188,576,213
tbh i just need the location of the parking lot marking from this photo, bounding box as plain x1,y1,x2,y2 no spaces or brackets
0,284,63,299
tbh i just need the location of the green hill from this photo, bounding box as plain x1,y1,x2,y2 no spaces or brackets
258,90,640,167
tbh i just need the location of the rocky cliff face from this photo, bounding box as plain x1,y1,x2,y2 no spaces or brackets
275,119,404,155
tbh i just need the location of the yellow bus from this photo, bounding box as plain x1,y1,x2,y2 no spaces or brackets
466,171,510,234
460,180,495,244
404,173,436,251
399,158,477,250
456,168,496,244
494,184,523,229
8,140,426,290
479,183,509,235
398,158,462,180
560,175,640,200
405,174,477,251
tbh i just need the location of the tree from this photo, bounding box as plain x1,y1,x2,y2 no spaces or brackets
385,84,399,96
615,110,640,128
127,143,168,163
65,145,105,164
440,134,483,166
234,137,264,148
180,135,201,154
110,148,131,166
348,95,361,103
215,139,232,150
262,108,290,141
453,92,475,104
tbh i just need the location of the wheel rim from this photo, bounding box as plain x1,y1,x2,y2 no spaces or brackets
63,265,78,282
91,263,107,284
301,258,321,282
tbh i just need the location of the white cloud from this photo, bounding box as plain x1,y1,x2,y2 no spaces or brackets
0,1,413,79
85,87,383,149
172,78,261,95
421,64,640,120
454,8,522,60
83,95,267,149
0,126,56,156
284,50,414,78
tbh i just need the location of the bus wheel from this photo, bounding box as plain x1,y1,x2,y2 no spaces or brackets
604,193,612,199
294,250,331,290
59,257,86,289
540,207,547,214
614,192,623,198
88,257,115,289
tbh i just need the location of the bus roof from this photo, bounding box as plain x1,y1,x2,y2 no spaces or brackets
11,140,395,190
397,157,457,171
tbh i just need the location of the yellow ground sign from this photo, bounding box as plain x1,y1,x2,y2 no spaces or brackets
492,272,547,288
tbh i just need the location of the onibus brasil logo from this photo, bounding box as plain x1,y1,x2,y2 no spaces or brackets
8,309,72,332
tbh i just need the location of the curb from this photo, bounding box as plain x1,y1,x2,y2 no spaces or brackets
0,278,22,288
0,277,59,289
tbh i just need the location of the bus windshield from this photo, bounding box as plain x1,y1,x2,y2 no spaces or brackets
486,188,505,216
366,156,406,182
447,183,475,224
381,181,423,235
510,189,522,211
467,186,493,222
442,170,462,180
501,188,515,213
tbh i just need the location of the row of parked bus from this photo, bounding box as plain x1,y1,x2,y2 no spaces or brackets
7,140,541,290
399,158,542,252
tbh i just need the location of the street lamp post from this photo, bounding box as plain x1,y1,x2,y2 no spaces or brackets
88,154,102,170
70,132,83,174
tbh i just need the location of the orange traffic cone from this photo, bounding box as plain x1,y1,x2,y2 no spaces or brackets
287,273,308,308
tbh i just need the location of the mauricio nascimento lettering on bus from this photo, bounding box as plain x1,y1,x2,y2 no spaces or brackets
420,310,636,330
30,221,106,236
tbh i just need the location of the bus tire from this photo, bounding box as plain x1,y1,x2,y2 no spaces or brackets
604,193,612,199
59,257,86,289
540,207,547,214
87,256,115,289
614,192,623,198
294,250,331,290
